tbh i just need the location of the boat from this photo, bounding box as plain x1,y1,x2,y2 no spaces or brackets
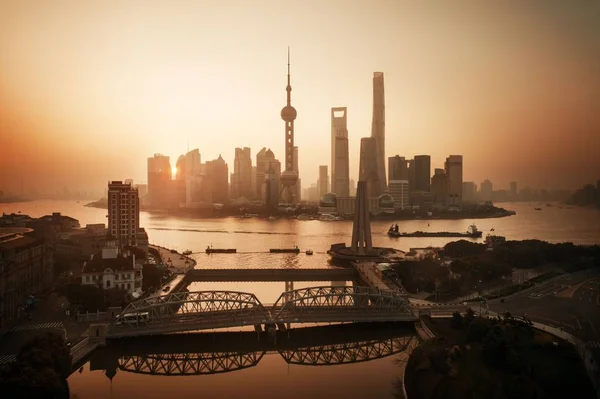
205,247,237,254
305,249,313,255
268,216,277,220
534,208,542,211
297,214,315,220
270,247,300,254
182,250,192,256
387,223,483,238
319,213,343,221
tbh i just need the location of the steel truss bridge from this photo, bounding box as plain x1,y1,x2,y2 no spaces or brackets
107,335,416,376
108,286,417,338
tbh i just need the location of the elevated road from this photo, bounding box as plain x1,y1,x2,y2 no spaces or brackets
185,268,358,282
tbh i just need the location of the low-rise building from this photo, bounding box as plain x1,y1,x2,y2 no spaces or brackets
81,237,143,295
0,227,54,329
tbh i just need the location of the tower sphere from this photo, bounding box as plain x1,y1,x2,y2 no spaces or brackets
281,105,297,122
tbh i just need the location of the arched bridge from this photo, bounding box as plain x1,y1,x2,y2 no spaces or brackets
108,286,416,338
110,335,416,376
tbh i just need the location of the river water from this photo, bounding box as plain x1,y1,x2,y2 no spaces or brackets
1,200,598,398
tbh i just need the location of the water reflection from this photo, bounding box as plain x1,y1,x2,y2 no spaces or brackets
86,323,416,377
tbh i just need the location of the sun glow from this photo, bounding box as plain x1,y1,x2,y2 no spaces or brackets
172,166,177,180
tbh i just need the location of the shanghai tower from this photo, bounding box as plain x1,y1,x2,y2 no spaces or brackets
371,72,387,193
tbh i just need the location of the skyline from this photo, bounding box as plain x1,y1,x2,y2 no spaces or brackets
1,0,600,196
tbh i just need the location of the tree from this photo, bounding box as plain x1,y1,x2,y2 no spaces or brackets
450,312,463,329
0,332,72,399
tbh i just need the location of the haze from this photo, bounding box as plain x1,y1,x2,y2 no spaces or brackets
1,0,599,196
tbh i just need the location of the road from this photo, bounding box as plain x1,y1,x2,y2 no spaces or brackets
488,268,600,366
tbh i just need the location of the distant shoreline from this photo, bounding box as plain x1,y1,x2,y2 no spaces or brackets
84,199,516,221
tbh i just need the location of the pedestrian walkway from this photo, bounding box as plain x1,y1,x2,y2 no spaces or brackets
11,322,64,332
587,341,600,349
0,354,16,365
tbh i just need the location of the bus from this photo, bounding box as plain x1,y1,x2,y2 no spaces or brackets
116,311,149,326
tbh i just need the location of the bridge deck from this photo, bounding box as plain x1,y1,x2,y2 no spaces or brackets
185,268,358,282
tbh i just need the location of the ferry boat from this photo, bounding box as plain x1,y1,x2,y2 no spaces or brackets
305,249,313,255
270,246,301,254
387,223,483,238
182,250,192,256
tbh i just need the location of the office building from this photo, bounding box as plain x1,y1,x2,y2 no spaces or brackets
147,154,172,207
445,155,463,207
480,179,493,202
407,159,416,194
462,182,478,202
331,107,350,196
318,165,329,198
107,180,139,247
431,169,448,206
293,146,301,202
371,72,387,192
388,155,408,181
232,147,252,200
388,180,410,209
256,148,275,199
265,159,281,207
0,227,54,327
359,137,381,198
205,156,229,205
414,155,431,192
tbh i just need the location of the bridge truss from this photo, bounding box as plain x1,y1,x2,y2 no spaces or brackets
273,286,413,318
279,335,415,366
118,351,263,376
115,290,268,325
114,336,415,376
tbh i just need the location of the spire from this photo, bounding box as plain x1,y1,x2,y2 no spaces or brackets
286,46,291,105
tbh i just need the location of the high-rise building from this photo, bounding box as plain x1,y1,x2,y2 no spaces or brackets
509,181,518,198
256,148,275,199
147,154,171,207
205,156,229,204
462,182,478,202
431,169,448,206
480,179,493,202
265,159,281,207
388,155,408,181
371,72,387,193
445,155,463,207
280,48,299,204
108,180,139,247
388,180,410,209
359,137,380,198
407,159,416,194
293,146,301,202
232,147,252,200
331,107,350,197
318,165,329,198
414,155,431,192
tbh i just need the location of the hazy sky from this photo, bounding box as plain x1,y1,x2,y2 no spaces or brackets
1,0,599,196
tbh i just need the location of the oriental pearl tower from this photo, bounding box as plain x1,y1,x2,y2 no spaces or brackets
280,47,298,205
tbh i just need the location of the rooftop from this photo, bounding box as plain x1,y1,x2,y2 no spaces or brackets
83,252,136,273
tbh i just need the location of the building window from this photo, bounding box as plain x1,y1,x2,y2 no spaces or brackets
106,280,111,288
127,283,131,290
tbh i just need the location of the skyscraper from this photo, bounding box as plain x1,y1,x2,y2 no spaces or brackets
147,154,171,207
371,72,387,193
388,155,408,181
280,48,299,204
232,147,252,200
318,165,329,198
359,137,380,198
414,155,431,192
331,107,349,197
205,155,229,204
445,155,463,207
264,158,281,206
431,169,448,206
509,181,518,198
108,180,139,247
255,148,274,199
183,149,201,206
481,179,493,202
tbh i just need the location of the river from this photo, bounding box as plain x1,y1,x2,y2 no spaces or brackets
1,200,599,398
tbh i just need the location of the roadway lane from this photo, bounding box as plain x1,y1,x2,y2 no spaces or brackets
489,268,600,365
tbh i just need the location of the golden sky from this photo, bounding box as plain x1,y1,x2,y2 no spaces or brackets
1,0,599,195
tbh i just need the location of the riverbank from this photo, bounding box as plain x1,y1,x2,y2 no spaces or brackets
405,315,595,399
85,198,516,221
